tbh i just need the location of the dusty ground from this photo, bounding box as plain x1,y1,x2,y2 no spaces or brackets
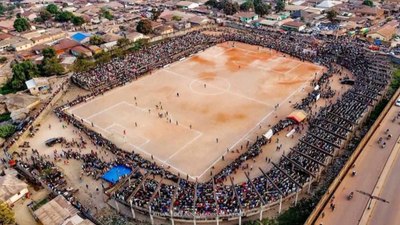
7,42,356,225
67,42,324,182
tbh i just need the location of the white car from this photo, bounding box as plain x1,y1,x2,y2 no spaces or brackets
396,98,400,107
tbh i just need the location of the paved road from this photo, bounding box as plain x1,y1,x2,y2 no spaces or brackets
366,138,400,225
315,93,400,225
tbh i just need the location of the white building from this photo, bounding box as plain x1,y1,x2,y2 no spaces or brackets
0,174,29,205
176,1,199,9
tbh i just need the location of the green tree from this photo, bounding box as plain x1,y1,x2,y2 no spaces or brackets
276,198,315,225
254,0,270,17
223,1,239,15
0,124,16,138
42,47,56,59
130,39,148,51
89,35,104,45
136,19,152,35
100,8,113,20
39,9,52,21
117,38,131,48
42,57,64,75
11,61,39,90
72,16,85,26
13,17,30,32
55,11,74,22
0,3,5,15
240,0,254,11
151,8,162,21
0,201,15,224
363,0,374,6
73,57,95,72
40,47,64,75
172,15,182,21
275,0,285,12
326,9,338,22
46,3,59,14
94,51,111,65
0,57,7,64
205,0,218,8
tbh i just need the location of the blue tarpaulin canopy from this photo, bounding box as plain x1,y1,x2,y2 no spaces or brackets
101,165,132,184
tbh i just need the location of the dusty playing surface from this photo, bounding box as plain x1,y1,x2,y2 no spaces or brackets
68,42,323,180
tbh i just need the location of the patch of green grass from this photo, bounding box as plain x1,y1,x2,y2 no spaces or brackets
0,82,22,95
0,113,11,122
30,198,49,211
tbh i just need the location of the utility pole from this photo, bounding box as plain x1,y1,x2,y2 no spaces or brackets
356,190,390,210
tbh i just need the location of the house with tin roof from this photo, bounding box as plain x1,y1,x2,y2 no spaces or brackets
70,32,91,44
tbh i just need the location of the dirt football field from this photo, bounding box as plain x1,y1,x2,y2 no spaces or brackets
67,42,324,180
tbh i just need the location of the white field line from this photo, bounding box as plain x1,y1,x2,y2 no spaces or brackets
165,132,203,162
165,69,270,107
195,67,320,179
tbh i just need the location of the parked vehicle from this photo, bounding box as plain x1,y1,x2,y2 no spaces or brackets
45,137,66,147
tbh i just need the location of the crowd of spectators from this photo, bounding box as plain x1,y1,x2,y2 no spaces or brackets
46,27,392,220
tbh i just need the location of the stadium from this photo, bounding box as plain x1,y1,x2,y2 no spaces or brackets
10,25,392,225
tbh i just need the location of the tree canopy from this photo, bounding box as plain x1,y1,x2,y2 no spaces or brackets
72,16,85,26
0,57,7,64
55,11,74,22
0,3,5,15
40,47,64,76
136,19,152,35
42,47,56,59
41,57,64,75
89,35,105,46
363,0,373,7
13,17,30,32
275,0,285,12
39,9,52,21
46,3,59,14
205,0,239,15
0,202,15,224
101,8,113,20
326,9,338,22
11,61,39,90
223,1,240,15
151,8,163,21
73,57,95,72
117,38,131,48
254,0,270,17
240,0,254,11
0,124,16,138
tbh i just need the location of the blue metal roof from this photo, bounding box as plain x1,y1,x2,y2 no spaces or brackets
71,32,90,42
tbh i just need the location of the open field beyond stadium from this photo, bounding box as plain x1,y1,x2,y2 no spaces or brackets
67,42,323,180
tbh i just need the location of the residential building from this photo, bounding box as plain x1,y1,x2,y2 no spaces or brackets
30,30,66,45
0,19,15,33
0,174,29,205
367,24,397,42
0,37,34,51
354,6,385,18
126,32,146,42
154,25,174,35
33,195,95,225
25,77,50,95
188,16,210,26
281,21,307,31
53,39,80,55
71,46,93,57
71,32,91,44
176,1,199,9
235,12,259,23
87,45,102,55
315,0,342,9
